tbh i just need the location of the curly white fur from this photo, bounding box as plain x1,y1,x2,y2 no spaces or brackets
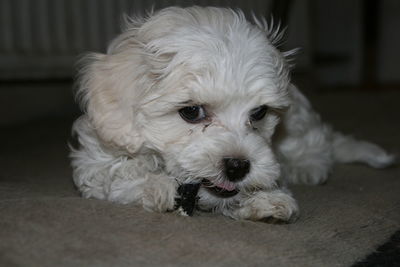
70,6,394,222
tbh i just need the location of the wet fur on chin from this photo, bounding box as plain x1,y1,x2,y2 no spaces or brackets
70,6,394,223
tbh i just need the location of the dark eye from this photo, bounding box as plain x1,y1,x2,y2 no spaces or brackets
249,105,268,121
179,105,207,123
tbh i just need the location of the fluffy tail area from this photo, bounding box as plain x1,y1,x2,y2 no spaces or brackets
332,132,395,168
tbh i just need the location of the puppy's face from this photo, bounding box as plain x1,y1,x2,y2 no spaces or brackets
80,7,292,207
142,53,289,202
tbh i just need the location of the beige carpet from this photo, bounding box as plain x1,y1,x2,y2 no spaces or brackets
1,91,399,267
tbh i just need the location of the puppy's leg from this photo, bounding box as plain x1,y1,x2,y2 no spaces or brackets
108,168,178,212
71,117,178,212
228,190,299,223
277,84,335,185
278,125,334,185
74,155,178,212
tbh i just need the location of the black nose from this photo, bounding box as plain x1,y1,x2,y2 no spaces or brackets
223,158,251,182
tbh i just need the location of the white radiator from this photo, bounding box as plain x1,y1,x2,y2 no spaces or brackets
0,0,273,80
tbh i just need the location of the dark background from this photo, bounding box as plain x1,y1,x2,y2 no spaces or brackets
0,0,399,127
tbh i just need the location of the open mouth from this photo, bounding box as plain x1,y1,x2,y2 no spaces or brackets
201,179,239,198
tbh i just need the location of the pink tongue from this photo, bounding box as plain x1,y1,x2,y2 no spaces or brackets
214,181,236,191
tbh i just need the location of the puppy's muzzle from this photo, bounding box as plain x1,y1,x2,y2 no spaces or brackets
223,157,250,182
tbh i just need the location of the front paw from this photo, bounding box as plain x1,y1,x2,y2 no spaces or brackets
142,176,178,212
231,190,299,223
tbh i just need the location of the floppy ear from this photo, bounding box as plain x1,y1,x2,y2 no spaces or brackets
76,11,184,153
77,48,148,154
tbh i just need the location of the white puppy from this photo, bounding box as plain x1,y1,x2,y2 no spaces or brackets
70,6,394,222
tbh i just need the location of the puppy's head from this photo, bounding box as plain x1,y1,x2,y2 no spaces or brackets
77,7,293,202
